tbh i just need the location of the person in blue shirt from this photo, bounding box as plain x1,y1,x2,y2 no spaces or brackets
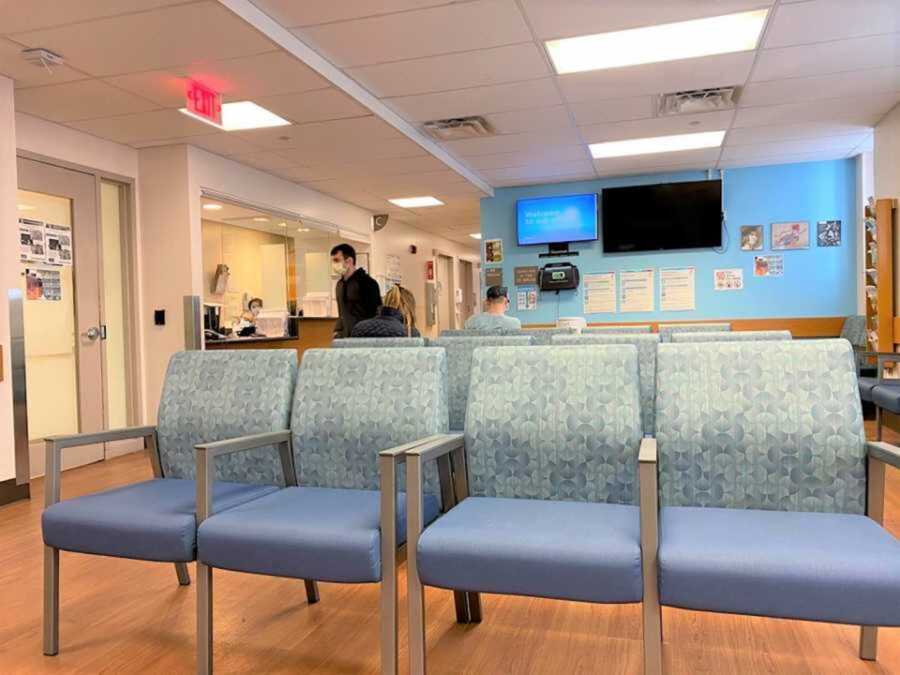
464,285,522,332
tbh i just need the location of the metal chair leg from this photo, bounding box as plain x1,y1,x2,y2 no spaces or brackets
453,591,482,624
43,545,59,656
175,562,191,586
860,625,878,660
304,579,320,604
197,562,213,675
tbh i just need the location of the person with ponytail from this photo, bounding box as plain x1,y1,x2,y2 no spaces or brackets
350,285,421,338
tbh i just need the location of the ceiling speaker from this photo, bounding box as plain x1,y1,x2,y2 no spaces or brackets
373,214,389,231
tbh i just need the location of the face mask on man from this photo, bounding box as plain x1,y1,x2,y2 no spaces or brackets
332,260,346,275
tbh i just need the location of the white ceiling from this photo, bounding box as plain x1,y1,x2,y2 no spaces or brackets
2,0,899,246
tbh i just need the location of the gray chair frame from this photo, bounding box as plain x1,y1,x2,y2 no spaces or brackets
858,351,900,440
405,433,655,675
639,439,900,672
43,426,318,659
196,432,457,675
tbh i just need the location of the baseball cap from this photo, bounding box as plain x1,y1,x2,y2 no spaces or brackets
486,285,508,300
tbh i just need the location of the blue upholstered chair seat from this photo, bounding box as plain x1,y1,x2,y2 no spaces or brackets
871,382,900,412
859,376,879,402
417,497,642,603
198,486,440,583
42,478,277,562
659,506,900,626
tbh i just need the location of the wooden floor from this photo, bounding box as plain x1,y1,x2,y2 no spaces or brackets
2,425,900,674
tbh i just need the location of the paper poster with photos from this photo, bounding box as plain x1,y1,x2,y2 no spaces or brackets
714,268,744,290
817,220,841,247
19,218,46,263
740,225,763,251
44,222,73,266
516,286,537,311
25,267,62,301
771,221,809,250
754,255,784,277
484,238,503,263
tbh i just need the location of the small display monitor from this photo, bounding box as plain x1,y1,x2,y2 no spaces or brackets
516,193,599,246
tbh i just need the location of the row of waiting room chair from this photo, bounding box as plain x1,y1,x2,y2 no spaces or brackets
40,337,900,674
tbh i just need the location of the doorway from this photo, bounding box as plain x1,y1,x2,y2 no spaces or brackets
16,157,134,476
459,259,477,325
434,253,455,333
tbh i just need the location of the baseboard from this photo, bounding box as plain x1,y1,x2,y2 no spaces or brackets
0,478,30,506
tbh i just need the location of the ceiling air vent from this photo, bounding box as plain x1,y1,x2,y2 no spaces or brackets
422,116,494,141
658,86,738,116
21,48,65,70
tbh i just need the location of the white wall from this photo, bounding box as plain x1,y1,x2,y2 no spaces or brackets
857,151,874,314
0,77,19,482
874,104,900,317
370,219,478,338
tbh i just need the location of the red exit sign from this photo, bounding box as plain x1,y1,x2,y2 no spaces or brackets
185,80,222,126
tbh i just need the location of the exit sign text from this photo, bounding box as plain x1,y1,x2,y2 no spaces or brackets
185,80,222,126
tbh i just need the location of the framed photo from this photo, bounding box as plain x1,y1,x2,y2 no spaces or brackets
771,221,809,250
740,225,763,251
484,238,504,263
817,220,841,247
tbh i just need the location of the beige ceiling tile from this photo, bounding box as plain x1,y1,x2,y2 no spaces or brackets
236,115,403,149
483,159,595,182
0,37,89,88
0,0,187,34
10,2,275,77
183,133,262,156
569,96,656,126
385,78,562,122
592,147,721,174
295,0,531,67
250,0,452,28
103,69,186,107
347,43,550,98
442,127,583,157
483,105,575,135
520,0,772,40
559,52,755,102
255,88,370,124
14,78,159,122
580,111,733,144
231,151,300,171
753,33,900,83
764,0,899,48
717,149,853,169
465,145,591,169
734,93,900,127
279,136,426,162
726,122,878,145
176,51,328,98
741,67,900,107
720,133,869,160
68,109,219,144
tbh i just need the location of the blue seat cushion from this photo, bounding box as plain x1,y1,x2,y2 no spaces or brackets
858,376,878,402
871,381,900,412
197,486,440,583
417,497,642,603
659,506,900,626
42,478,277,562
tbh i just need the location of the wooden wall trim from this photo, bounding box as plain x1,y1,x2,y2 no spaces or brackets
524,316,847,338
0,478,29,506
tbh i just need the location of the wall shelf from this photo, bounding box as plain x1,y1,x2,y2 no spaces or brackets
865,197,896,352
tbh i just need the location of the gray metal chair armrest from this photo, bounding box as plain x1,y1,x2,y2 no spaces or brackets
44,426,158,508
867,441,900,470
194,430,294,523
638,436,662,673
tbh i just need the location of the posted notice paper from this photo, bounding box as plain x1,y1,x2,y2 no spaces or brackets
660,267,695,311
619,269,654,313
583,272,616,313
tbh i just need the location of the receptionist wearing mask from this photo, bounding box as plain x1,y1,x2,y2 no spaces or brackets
236,297,265,337
331,243,381,338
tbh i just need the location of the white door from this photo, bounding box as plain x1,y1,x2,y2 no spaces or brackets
435,255,453,332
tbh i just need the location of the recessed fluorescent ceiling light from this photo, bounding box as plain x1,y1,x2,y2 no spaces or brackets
546,9,768,74
202,203,223,211
388,196,444,208
180,101,290,131
469,233,482,240
590,130,726,159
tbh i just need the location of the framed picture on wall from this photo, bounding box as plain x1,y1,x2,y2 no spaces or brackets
816,220,841,247
771,221,809,250
740,225,763,251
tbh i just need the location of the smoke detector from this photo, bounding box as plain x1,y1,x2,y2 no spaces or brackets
659,87,738,116
422,116,494,141
21,48,65,71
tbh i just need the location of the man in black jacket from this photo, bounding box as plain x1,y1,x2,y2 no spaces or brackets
331,243,381,338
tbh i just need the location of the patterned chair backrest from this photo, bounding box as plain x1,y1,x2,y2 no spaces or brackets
157,350,297,484
840,315,867,348
292,348,448,490
434,335,534,431
519,327,576,345
332,337,425,348
658,322,731,342
670,330,791,343
583,325,652,334
552,333,659,435
466,345,642,504
655,340,866,514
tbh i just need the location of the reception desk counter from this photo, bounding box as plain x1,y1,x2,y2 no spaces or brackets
204,317,336,359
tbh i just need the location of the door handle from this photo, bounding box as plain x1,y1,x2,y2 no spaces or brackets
82,326,101,341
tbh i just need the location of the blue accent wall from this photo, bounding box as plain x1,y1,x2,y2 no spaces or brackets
480,159,857,323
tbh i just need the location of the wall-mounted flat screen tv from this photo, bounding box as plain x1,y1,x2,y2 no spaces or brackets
601,180,722,253
516,193,598,246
